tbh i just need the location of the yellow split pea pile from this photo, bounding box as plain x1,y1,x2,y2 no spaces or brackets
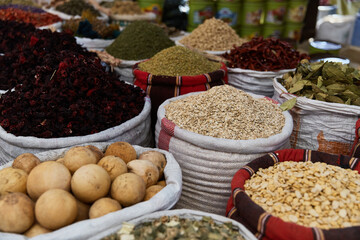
0,142,167,237
245,161,360,229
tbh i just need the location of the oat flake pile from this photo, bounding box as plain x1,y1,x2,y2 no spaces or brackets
179,18,247,51
165,85,285,140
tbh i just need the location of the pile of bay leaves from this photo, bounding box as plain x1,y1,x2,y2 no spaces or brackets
278,59,360,106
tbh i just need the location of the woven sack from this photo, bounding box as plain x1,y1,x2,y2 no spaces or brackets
0,142,182,240
273,77,360,155
228,68,294,97
0,97,152,166
155,91,293,215
88,209,257,240
75,37,114,51
134,62,228,130
226,149,360,240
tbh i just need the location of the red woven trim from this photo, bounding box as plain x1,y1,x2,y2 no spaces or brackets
350,119,360,157
157,118,175,151
133,61,227,86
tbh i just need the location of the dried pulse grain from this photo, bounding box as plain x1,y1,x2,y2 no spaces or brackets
179,18,247,51
245,161,360,229
165,85,285,140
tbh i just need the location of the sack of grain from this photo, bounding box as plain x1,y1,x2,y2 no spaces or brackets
227,148,360,240
0,142,182,240
0,97,152,165
155,85,293,215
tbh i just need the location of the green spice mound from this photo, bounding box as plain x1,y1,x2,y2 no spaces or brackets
102,215,246,240
138,46,222,76
105,21,175,60
279,59,360,106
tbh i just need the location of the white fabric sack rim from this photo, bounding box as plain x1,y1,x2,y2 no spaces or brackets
88,209,257,240
157,91,293,153
228,67,295,77
273,77,360,115
0,97,151,148
75,37,114,49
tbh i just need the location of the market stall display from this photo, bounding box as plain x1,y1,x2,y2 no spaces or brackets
155,85,293,215
226,148,360,239
0,142,182,240
273,59,360,155
222,37,309,97
178,17,247,54
90,209,257,240
0,20,152,164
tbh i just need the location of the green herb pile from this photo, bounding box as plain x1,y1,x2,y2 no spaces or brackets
105,21,174,60
102,215,245,240
138,46,221,76
279,59,360,106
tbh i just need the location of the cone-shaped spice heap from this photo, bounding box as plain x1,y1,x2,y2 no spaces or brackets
106,21,175,60
138,46,222,76
179,18,247,51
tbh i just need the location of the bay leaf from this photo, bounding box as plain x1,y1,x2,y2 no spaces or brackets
280,98,297,111
341,89,359,100
284,76,293,89
345,98,351,105
346,85,360,96
353,98,360,106
326,83,347,93
315,93,328,101
317,76,323,88
288,80,306,94
320,86,328,93
311,84,323,93
325,95,344,104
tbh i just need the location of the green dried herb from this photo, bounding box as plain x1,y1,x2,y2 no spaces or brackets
280,98,297,111
279,59,360,106
102,215,246,240
105,21,174,60
56,0,100,16
138,46,221,76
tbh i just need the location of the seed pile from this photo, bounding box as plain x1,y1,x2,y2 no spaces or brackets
165,85,285,139
111,1,143,15
105,21,174,60
55,0,100,16
245,161,360,229
138,46,221,76
179,18,247,51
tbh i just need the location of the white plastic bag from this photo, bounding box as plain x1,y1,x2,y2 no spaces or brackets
0,143,182,240
0,97,152,165
273,77,360,155
228,67,294,97
155,92,293,215
88,209,257,240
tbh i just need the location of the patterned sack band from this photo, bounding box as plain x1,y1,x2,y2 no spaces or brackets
226,149,360,240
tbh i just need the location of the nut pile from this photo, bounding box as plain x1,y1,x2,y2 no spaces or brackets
179,18,247,51
245,161,360,229
165,85,285,140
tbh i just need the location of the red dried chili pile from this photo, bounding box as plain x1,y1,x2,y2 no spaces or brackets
222,37,309,71
0,8,61,27
0,20,145,138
